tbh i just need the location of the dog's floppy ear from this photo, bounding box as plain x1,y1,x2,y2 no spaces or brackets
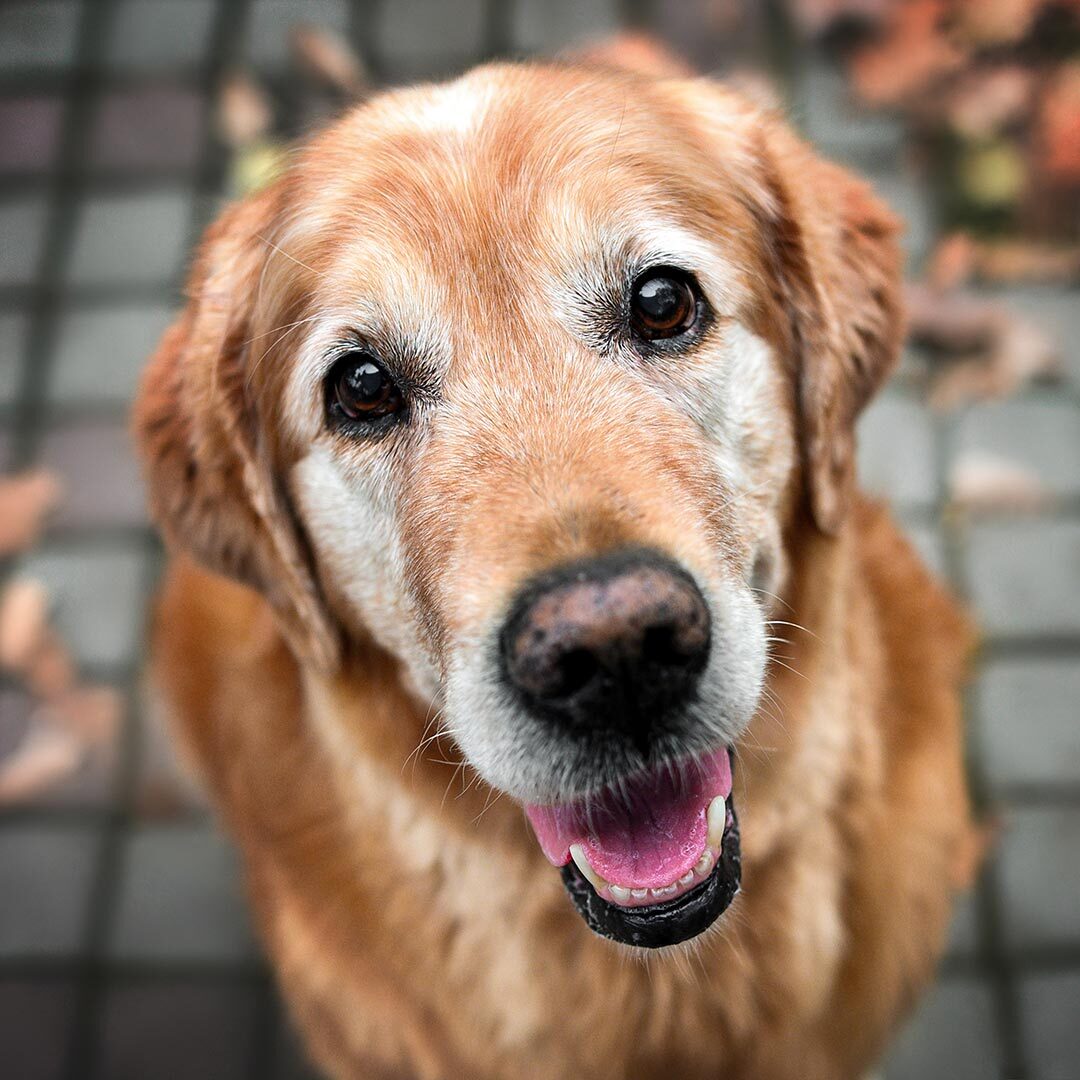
756,120,905,535
134,184,339,670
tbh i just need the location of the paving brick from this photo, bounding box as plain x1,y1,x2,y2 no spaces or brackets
512,0,619,54
109,824,257,962
0,97,64,174
104,0,217,72
965,520,1080,638
977,658,1080,789
275,1021,323,1080
866,167,936,269
66,190,192,287
37,419,147,529
0,824,99,957
998,806,1080,950
0,979,77,1080
377,0,486,80
792,61,905,168
944,888,980,959
48,300,177,407
0,311,28,408
954,399,1080,500
132,696,211,818
97,980,258,1080
884,976,1002,1080
0,2,80,72
89,86,204,173
858,394,939,507
1019,971,1080,1080
898,518,948,579
0,196,49,287
245,0,349,70
16,543,148,669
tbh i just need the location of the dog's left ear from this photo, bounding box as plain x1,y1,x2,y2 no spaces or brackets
670,80,905,534
755,117,905,535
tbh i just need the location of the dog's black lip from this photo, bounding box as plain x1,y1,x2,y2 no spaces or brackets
559,798,741,949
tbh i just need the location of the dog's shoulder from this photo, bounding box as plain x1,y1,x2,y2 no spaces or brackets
853,495,976,697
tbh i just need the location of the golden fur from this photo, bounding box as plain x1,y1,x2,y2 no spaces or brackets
136,52,975,1080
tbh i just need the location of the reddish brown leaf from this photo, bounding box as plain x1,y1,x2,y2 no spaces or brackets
289,24,369,98
850,0,968,106
949,451,1050,512
0,470,62,556
0,579,49,676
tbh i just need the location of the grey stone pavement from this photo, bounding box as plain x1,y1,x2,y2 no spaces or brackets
0,3,1077,1078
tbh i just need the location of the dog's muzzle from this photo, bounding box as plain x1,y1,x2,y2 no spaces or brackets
500,548,711,751
500,549,740,948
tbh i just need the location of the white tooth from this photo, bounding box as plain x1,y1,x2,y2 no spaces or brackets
569,844,607,892
678,870,695,887
707,795,727,848
609,884,632,903
630,888,649,900
695,848,715,876
652,884,677,898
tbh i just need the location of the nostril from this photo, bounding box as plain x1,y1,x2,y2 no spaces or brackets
552,647,599,700
642,623,689,668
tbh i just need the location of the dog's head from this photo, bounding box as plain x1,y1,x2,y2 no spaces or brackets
136,61,902,948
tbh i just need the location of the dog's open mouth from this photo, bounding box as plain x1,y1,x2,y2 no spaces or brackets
525,748,740,948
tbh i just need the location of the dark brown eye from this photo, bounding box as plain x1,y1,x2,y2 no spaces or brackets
328,351,402,422
630,268,699,341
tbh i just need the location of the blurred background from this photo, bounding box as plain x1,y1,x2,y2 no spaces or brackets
0,1,1078,1077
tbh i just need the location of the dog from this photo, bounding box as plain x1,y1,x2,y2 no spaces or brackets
135,42,976,1080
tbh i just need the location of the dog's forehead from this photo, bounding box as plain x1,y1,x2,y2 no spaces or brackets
290,65,754,282
268,65,767,444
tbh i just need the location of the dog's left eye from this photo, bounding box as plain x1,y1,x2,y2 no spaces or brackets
629,268,701,342
326,351,403,423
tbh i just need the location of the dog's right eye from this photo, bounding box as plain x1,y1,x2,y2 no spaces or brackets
326,351,403,425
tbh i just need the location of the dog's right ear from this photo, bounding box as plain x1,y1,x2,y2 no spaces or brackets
134,185,339,671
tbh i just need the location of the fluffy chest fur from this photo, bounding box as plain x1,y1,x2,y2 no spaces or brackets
151,502,973,1080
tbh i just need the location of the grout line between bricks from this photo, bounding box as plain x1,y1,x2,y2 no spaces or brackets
936,409,1030,1079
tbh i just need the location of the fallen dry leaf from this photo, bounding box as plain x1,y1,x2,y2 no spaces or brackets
955,0,1043,46
931,236,1080,286
949,450,1050,512
786,0,892,36
25,635,77,700
957,137,1026,208
0,578,49,675
927,231,978,290
289,23,369,97
944,64,1032,139
850,0,968,105
972,240,1080,284
47,685,123,744
1037,62,1080,183
0,470,62,555
0,723,83,805
218,71,274,149
906,282,1060,408
906,282,1007,352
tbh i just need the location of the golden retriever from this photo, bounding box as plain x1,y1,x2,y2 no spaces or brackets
135,42,976,1080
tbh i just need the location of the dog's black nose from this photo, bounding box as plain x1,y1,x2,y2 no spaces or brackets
500,549,711,745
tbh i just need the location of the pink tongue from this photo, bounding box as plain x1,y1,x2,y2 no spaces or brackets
524,748,732,890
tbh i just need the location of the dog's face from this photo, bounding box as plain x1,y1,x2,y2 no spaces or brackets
138,63,901,948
